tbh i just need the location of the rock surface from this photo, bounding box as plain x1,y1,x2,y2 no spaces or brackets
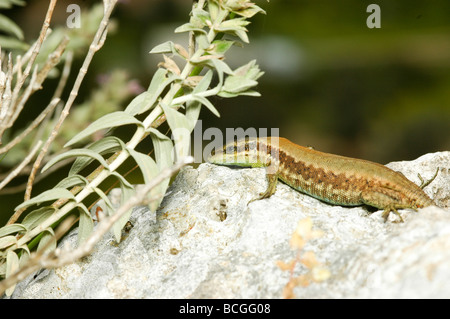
9,151,450,298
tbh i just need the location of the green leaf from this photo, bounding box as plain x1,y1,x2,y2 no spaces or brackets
221,76,258,94
147,128,174,170
149,41,189,61
181,71,221,118
21,207,55,230
194,69,214,93
215,18,250,43
175,23,207,34
191,7,211,25
218,90,260,98
234,59,264,79
148,128,174,209
92,187,115,213
5,250,19,296
127,148,165,212
110,171,136,243
69,136,125,176
207,0,220,21
159,104,192,161
92,175,134,241
55,174,89,189
149,41,175,54
18,245,30,267
147,68,172,96
0,0,26,9
146,126,171,143
0,224,27,237
232,4,266,18
124,91,152,116
0,236,17,249
190,94,220,118
111,171,134,189
196,33,211,50
113,175,134,198
42,148,110,173
185,99,201,130
210,59,233,88
15,189,75,211
76,204,94,245
64,111,142,147
175,8,209,34
0,13,23,39
209,39,235,55
0,35,29,50
127,149,159,185
217,17,250,31
217,91,239,98
235,29,249,44
218,60,263,97
125,68,176,116
37,228,56,254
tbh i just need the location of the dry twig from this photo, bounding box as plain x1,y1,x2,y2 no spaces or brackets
19,0,118,221
0,0,57,139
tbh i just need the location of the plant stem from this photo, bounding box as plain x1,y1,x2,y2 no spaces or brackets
17,0,228,247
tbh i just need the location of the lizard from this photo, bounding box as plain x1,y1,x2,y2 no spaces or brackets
207,136,437,222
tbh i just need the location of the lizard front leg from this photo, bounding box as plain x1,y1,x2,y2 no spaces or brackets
248,172,278,204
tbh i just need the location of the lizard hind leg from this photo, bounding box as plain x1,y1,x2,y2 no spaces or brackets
382,205,403,223
360,189,413,223
381,203,420,223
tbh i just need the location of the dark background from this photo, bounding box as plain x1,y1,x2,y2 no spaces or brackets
1,0,449,223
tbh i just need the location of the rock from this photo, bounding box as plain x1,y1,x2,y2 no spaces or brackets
9,151,450,298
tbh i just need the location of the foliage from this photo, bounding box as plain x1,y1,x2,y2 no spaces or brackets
0,0,28,51
0,0,265,296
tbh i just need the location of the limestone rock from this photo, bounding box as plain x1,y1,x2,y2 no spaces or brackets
9,151,450,298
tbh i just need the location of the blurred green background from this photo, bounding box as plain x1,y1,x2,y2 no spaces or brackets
1,0,449,223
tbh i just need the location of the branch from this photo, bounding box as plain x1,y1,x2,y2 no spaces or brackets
23,0,118,202
0,156,193,296
0,141,43,191
0,98,60,155
0,0,57,138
